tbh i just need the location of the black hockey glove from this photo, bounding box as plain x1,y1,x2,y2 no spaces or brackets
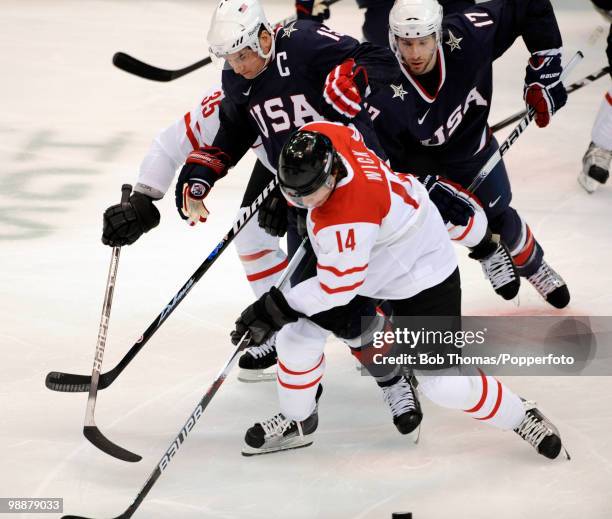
524,49,567,128
296,208,308,239
420,175,474,227
231,287,303,346
102,191,160,247
175,146,231,226
296,0,330,22
258,186,288,237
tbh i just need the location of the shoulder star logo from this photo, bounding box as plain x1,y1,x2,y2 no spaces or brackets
391,83,408,100
445,30,463,52
282,22,298,38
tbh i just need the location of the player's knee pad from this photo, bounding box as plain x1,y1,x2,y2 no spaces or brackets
276,320,327,420
233,209,287,297
276,319,329,373
414,366,481,409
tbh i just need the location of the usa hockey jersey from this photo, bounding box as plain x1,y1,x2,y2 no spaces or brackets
366,0,563,173
210,19,398,180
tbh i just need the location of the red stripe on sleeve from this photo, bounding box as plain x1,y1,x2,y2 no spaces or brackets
390,181,419,209
239,249,274,262
319,280,365,294
317,263,368,277
184,112,199,151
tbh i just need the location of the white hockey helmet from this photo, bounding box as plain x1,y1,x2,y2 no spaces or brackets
207,0,274,59
388,0,443,52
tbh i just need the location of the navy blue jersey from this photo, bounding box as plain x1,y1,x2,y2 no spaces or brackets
211,20,397,179
366,0,562,174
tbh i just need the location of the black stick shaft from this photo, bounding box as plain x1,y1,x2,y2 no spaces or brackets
46,179,277,393
468,52,583,192
62,239,308,519
112,0,343,81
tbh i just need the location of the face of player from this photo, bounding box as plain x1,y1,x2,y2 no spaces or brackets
224,31,272,79
282,176,337,210
396,34,438,76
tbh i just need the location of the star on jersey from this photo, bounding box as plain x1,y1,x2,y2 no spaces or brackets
445,30,463,52
390,83,408,100
282,22,298,38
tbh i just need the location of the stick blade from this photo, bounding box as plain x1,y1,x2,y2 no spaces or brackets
112,52,173,82
46,369,114,392
84,425,142,462
46,371,92,392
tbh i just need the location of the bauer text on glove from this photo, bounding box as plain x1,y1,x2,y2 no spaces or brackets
524,49,567,128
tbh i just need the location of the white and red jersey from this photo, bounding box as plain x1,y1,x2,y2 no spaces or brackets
134,84,273,199
285,121,458,317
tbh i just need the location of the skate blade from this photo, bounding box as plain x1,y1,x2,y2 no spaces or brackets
237,367,277,383
241,438,314,457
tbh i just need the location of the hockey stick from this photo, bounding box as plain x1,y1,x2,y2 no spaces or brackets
61,238,308,519
468,51,583,192
491,65,609,134
82,184,142,463
112,0,343,82
45,178,278,393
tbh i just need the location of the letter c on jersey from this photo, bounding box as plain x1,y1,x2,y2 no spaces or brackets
277,52,290,77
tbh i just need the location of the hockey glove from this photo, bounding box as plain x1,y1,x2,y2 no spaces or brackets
421,175,474,227
323,59,368,118
296,208,308,239
524,49,567,128
175,146,231,226
258,186,288,237
231,287,302,346
102,191,160,247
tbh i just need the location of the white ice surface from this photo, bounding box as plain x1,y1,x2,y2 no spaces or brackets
0,1,611,518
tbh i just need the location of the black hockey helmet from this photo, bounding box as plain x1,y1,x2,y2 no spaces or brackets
278,130,337,208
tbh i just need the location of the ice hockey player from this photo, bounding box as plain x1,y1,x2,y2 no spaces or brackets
580,0,612,193
101,0,423,435
296,2,520,302
221,0,523,387
231,121,567,461
295,0,477,47
365,0,571,308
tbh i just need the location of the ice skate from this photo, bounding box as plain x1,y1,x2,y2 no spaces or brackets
526,260,570,309
242,385,323,456
579,142,610,193
469,235,520,300
237,334,277,382
514,400,567,460
381,375,423,435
